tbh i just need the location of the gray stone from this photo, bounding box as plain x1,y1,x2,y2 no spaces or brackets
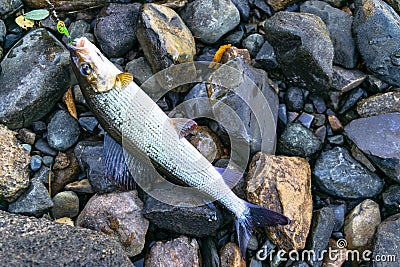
199,237,220,267
306,207,335,267
330,204,346,232
47,110,80,151
337,87,366,115
242,33,264,57
180,0,240,44
94,3,141,57
264,12,334,94
331,65,366,93
255,40,279,70
0,0,21,16
125,57,153,85
231,0,250,21
16,128,36,145
313,147,384,199
300,1,357,68
51,191,79,219
345,113,400,183
0,210,132,266
76,191,149,257
62,20,90,45
353,0,400,86
296,113,314,128
0,124,30,202
356,91,400,117
8,179,53,217
0,29,70,129
78,116,99,133
34,138,57,156
74,141,119,193
363,75,389,94
285,87,305,112
0,19,6,45
382,185,400,216
372,213,400,267
142,186,225,237
33,166,54,184
30,155,42,171
278,123,323,157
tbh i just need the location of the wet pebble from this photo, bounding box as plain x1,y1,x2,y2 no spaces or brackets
145,236,200,267
51,191,79,219
278,123,323,157
47,110,80,151
180,0,240,44
77,191,149,257
344,199,381,252
246,153,312,251
0,124,30,202
313,147,384,199
30,155,42,171
264,12,334,94
8,179,53,217
94,3,141,57
34,138,57,156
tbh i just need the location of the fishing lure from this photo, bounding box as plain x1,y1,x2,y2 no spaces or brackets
57,20,71,43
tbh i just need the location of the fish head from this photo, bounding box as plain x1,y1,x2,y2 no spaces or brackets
68,37,120,93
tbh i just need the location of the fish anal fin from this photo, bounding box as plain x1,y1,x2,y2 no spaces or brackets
169,118,197,139
214,166,243,189
116,72,133,89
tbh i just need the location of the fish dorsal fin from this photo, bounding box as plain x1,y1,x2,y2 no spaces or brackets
169,118,197,139
115,72,133,89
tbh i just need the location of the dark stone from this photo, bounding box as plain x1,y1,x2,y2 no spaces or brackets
32,121,47,133
231,0,250,21
300,1,357,68
51,191,79,219
285,87,305,112
372,213,400,267
0,20,6,46
382,185,400,216
278,104,288,125
306,207,335,267
0,29,70,129
345,113,400,183
17,128,36,145
74,141,118,193
33,166,54,184
264,12,334,94
125,57,153,85
142,187,225,237
221,27,244,47
313,147,384,199
296,113,314,128
137,3,196,75
0,0,22,16
8,179,53,217
42,156,54,167
78,116,99,133
242,33,264,57
337,88,366,115
0,210,132,266
180,83,212,118
363,75,389,94
199,237,220,267
353,0,400,86
94,3,141,57
47,110,80,151
309,95,326,114
329,204,346,231
180,0,240,44
278,123,323,157
34,138,57,157
30,155,42,171
255,40,279,70
331,65,366,93
327,135,344,145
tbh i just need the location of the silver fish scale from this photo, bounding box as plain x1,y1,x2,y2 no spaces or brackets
88,82,247,218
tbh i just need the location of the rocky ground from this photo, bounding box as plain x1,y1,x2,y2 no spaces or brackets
0,0,399,266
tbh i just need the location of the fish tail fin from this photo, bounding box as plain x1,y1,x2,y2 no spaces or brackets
236,201,290,259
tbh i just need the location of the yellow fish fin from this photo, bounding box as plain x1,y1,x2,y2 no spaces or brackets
209,44,232,69
116,72,133,89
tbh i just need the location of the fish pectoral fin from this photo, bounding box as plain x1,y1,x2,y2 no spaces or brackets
169,118,197,139
214,166,243,189
115,72,133,89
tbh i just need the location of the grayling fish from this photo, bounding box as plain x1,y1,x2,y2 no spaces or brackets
68,37,290,257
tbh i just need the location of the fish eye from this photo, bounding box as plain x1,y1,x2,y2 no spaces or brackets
80,63,92,76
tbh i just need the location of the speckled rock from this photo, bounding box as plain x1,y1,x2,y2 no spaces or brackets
353,0,400,86
372,213,400,267
246,153,312,251
94,3,141,57
313,147,384,199
64,179,94,194
285,87,305,112
16,128,36,145
0,124,30,202
345,113,400,183
51,191,79,219
145,236,200,267
52,149,80,196
76,191,148,257
189,126,223,163
300,0,357,68
8,179,53,217
180,0,240,44
344,199,381,252
356,91,400,117
137,3,196,74
47,110,80,151
0,210,132,266
278,123,323,157
125,57,153,85
0,29,70,129
331,65,366,93
142,186,225,237
266,0,299,10
264,12,334,94
220,242,245,267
